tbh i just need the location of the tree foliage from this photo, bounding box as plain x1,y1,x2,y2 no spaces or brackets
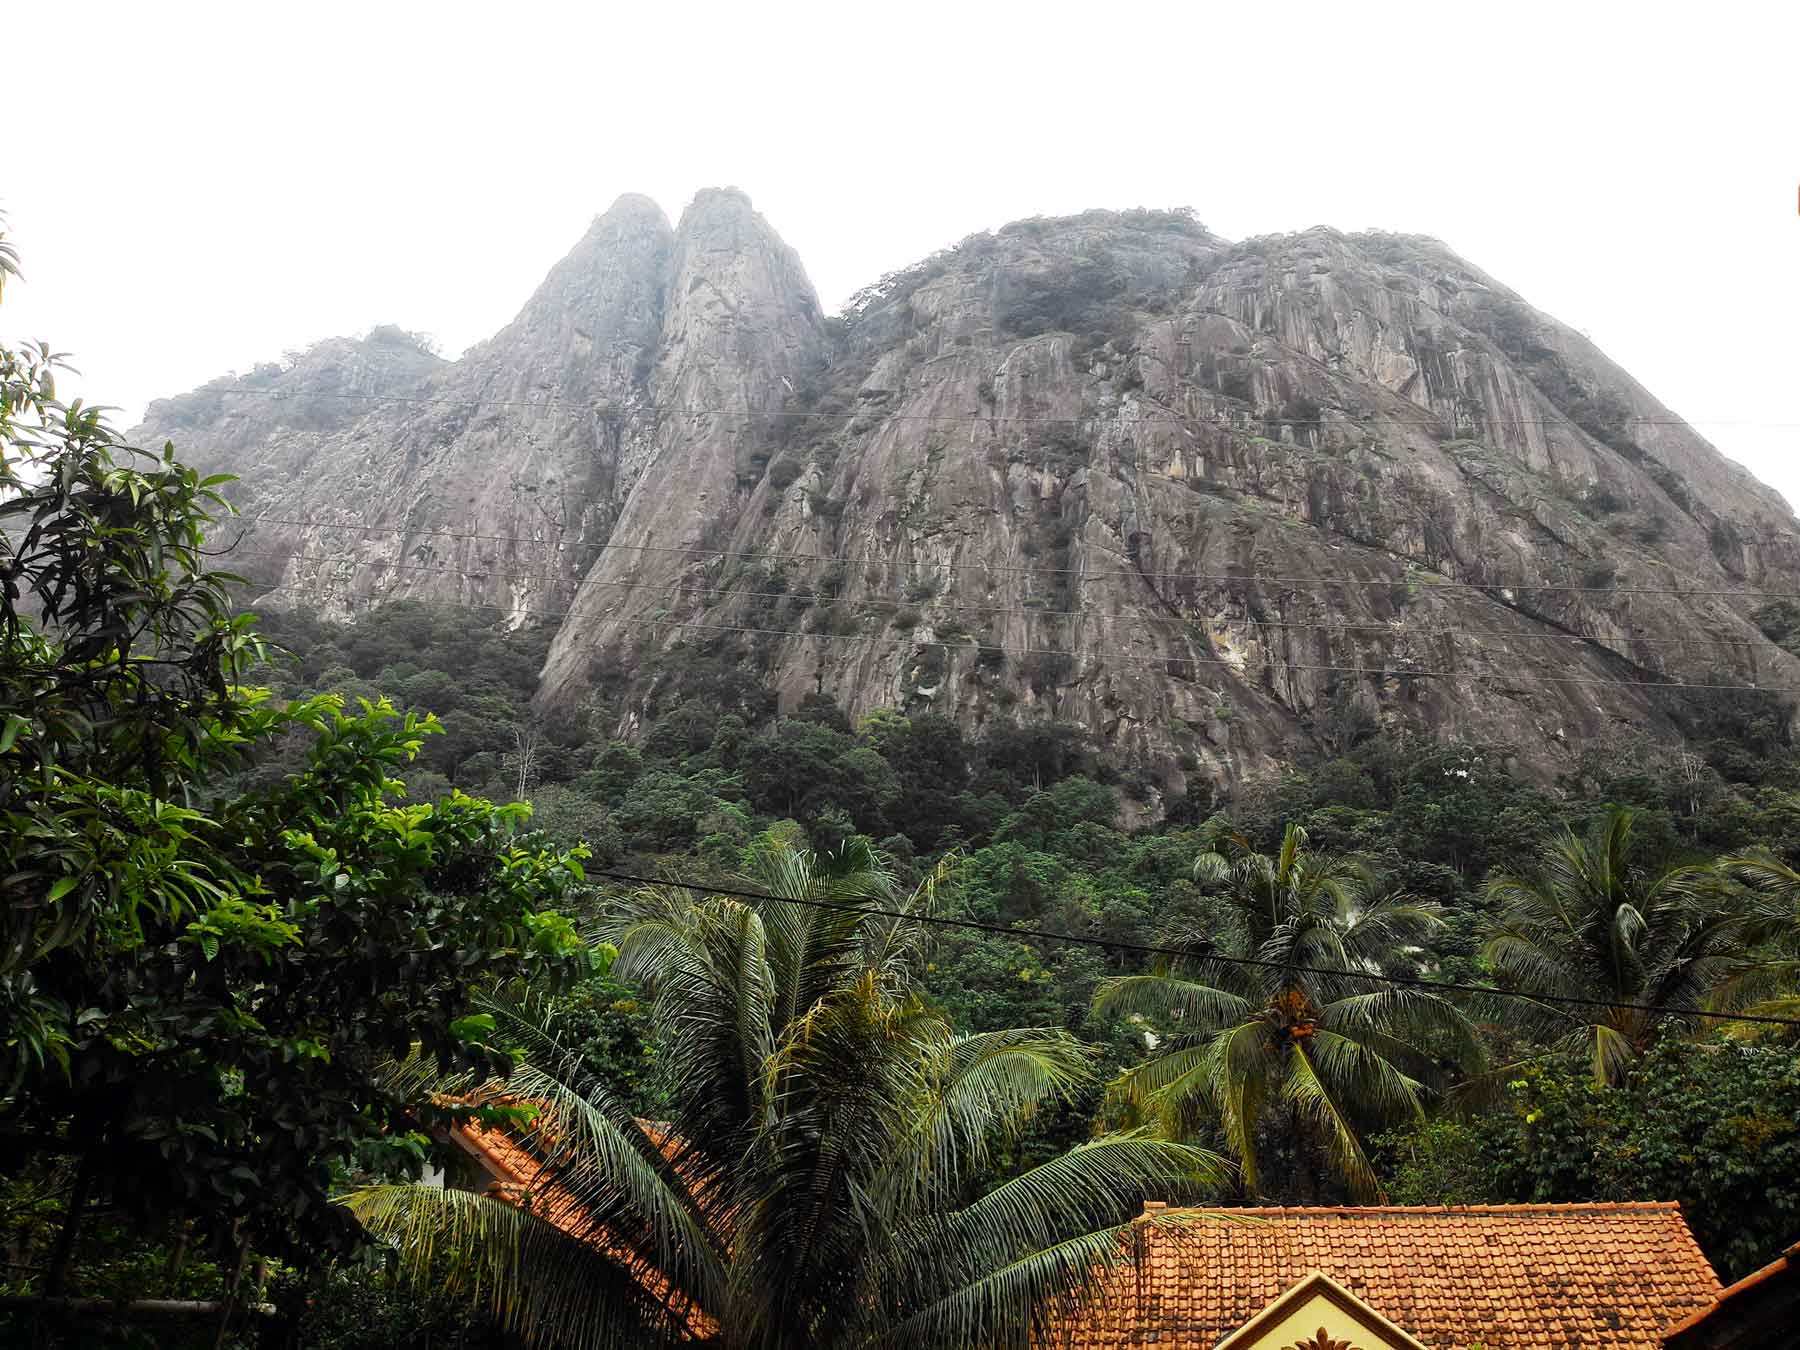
1097,824,1480,1201
0,266,590,1298
349,840,1230,1350
1482,807,1761,1085
1382,1041,1800,1280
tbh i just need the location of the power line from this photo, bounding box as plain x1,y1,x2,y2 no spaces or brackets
248,582,1800,694
237,514,1800,600
231,547,1775,651
587,867,1800,1030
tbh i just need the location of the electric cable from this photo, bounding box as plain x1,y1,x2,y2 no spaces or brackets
586,867,1800,1030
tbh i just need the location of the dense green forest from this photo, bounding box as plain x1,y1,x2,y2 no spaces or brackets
2,219,1797,1348
264,604,1800,1269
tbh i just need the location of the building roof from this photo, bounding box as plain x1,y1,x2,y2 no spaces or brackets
1061,1202,1722,1350
446,1118,1727,1350
1663,1239,1800,1349
447,1112,720,1340
1209,1270,1429,1350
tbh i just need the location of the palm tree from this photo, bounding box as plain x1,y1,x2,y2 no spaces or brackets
1482,806,1759,1084
1095,824,1478,1203
348,839,1229,1350
1713,852,1800,1033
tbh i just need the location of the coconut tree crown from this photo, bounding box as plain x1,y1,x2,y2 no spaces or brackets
1098,823,1480,1201
1482,806,1766,1084
350,840,1229,1350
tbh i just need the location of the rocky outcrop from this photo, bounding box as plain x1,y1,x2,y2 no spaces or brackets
536,188,828,698
146,193,677,620
134,194,1800,808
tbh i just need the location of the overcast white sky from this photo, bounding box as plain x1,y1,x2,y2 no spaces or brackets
5,2,1797,506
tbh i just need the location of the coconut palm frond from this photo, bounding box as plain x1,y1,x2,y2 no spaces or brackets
368,1041,484,1105
1718,992,1800,1042
1091,973,1251,1029
1204,1019,1275,1196
1284,1038,1385,1202
1339,900,1447,958
496,1059,729,1302
1484,927,1596,1004
1303,1028,1427,1121
873,1027,1096,1210
1324,988,1484,1070
1590,1023,1636,1087
345,1185,695,1350
862,850,960,976
902,1132,1232,1287
1705,956,1800,1017
1105,1040,1212,1114
873,1218,1143,1350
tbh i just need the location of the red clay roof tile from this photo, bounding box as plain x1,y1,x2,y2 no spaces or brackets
1061,1203,1722,1350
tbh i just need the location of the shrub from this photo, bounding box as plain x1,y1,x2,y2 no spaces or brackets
1581,560,1618,589
1379,1043,1800,1281
1017,650,1074,692
767,455,803,491
264,1261,505,1349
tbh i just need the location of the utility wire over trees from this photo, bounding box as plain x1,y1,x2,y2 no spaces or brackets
350,840,1233,1350
1094,824,1481,1202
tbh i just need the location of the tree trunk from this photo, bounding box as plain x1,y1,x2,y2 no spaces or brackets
0,1296,274,1318
213,1235,252,1350
164,1227,191,1283
42,1154,93,1297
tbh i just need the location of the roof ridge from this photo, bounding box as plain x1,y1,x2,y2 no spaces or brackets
1155,1201,1687,1217
1064,1199,1726,1350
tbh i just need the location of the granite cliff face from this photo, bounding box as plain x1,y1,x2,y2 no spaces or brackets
135,190,1800,809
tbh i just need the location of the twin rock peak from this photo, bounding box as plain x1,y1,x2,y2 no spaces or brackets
135,187,1800,812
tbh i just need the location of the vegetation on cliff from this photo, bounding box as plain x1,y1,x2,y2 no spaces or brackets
4,221,1799,1348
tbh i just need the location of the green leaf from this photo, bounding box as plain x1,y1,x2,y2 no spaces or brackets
0,712,28,754
450,1013,497,1042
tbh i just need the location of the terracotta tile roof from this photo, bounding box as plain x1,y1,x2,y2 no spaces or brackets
448,1112,719,1340
1061,1202,1722,1350
1663,1238,1800,1347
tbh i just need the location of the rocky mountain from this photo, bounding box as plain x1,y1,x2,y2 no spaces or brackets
133,188,1800,812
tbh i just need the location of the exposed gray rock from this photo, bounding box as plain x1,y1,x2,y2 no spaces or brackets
133,194,1800,806
148,193,676,623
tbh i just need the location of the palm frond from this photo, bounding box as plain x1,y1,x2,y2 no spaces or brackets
1589,1022,1636,1087
1105,1041,1211,1114
1322,988,1485,1076
344,1185,699,1350
1303,1027,1427,1120
1283,1037,1386,1202
921,1133,1232,1264
1091,973,1251,1029
1205,1019,1276,1196
863,850,960,976
873,1027,1096,1211
496,1058,730,1305
877,1207,1241,1350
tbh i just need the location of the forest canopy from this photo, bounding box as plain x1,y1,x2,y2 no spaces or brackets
1,220,1796,1347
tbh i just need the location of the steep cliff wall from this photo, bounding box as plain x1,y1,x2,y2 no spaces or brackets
146,193,677,620
133,193,1800,807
